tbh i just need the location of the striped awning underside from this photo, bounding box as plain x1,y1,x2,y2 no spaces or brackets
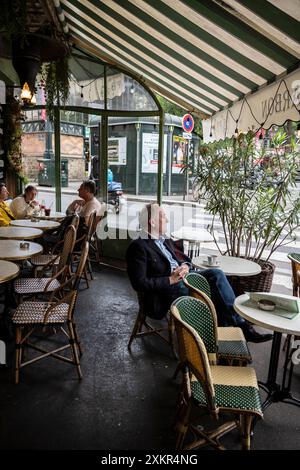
55,0,300,117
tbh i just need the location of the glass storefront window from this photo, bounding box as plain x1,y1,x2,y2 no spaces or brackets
106,66,158,111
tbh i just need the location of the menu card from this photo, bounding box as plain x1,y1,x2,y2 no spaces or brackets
243,292,299,320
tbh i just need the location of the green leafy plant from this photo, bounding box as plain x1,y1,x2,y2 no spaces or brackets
42,57,70,122
191,131,300,262
3,96,28,185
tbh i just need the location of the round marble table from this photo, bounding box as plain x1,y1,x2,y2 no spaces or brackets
0,240,43,261
10,219,60,231
234,293,300,411
193,255,261,276
0,260,20,284
33,211,66,221
171,227,219,258
0,226,43,240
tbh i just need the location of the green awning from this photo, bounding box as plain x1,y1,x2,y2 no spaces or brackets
54,0,300,117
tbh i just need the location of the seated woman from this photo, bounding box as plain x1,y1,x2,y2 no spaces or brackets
10,185,39,219
0,183,15,226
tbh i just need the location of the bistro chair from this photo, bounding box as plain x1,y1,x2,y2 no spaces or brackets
127,292,175,355
288,253,300,297
31,214,79,276
13,225,76,302
12,242,89,384
183,273,252,365
72,210,98,288
171,299,263,450
283,253,300,352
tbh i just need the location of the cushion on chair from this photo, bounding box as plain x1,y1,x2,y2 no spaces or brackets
12,301,69,324
191,366,262,415
14,277,61,294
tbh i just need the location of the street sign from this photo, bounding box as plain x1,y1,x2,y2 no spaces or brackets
182,113,194,133
182,132,192,139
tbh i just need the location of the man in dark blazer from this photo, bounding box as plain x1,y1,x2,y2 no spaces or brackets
126,203,273,343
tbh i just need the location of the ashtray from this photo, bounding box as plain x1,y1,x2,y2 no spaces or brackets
258,299,276,311
20,241,30,250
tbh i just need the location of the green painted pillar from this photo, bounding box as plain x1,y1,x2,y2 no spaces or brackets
100,116,108,203
54,107,61,211
158,110,164,205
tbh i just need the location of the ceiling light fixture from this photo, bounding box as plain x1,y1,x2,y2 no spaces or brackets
20,82,32,104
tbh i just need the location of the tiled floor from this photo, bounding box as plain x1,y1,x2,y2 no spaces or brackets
0,265,299,450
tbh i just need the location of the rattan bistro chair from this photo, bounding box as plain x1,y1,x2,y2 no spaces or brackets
183,273,252,365
31,214,79,276
127,292,175,355
283,253,300,352
13,225,76,301
12,242,89,384
171,299,263,451
72,211,99,288
288,253,300,297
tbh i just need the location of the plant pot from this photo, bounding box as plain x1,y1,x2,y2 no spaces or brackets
227,259,275,297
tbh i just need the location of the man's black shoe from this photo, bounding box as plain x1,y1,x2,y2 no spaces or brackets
242,325,273,343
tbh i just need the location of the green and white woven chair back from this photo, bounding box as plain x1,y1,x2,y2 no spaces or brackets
184,272,211,298
288,253,300,264
172,296,218,360
171,302,217,411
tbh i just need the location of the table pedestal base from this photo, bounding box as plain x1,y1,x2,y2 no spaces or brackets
259,382,300,410
259,332,300,411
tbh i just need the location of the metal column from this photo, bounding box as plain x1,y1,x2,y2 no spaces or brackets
157,110,164,205
135,122,141,195
54,107,61,212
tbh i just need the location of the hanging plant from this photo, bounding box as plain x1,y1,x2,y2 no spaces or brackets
42,56,70,122
3,96,28,184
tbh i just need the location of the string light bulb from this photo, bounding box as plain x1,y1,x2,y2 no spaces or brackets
80,86,83,98
234,121,239,138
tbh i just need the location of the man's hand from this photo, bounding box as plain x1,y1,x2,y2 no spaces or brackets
169,264,189,285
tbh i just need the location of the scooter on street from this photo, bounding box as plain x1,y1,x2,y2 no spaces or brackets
108,181,126,214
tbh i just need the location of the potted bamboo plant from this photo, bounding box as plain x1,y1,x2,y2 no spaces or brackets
191,130,300,294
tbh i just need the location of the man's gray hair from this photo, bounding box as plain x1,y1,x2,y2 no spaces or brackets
139,203,160,233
